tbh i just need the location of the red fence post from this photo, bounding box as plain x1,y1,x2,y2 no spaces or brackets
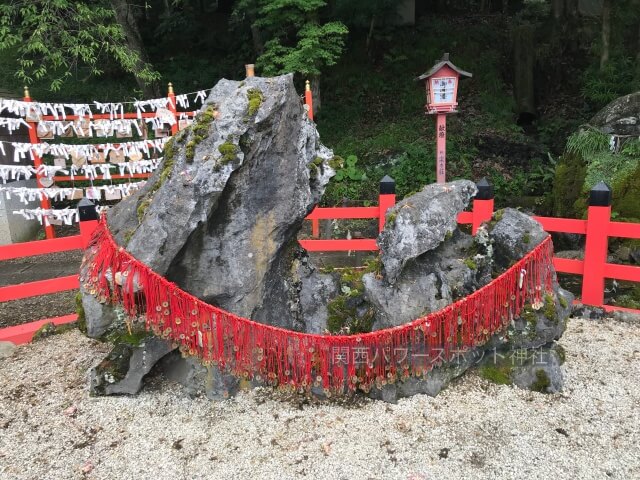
472,178,494,235
581,182,612,306
167,82,178,135
305,80,314,122
24,86,56,239
78,198,99,248
311,218,320,238
378,175,396,232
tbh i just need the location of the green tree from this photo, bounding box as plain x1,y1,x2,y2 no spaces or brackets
0,0,160,93
236,0,348,113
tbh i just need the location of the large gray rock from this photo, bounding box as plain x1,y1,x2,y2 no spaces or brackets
377,180,477,283
85,74,335,395
100,74,333,328
590,92,640,136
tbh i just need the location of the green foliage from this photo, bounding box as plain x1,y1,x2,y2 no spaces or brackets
582,57,640,108
0,1,160,91
237,0,348,78
259,22,348,77
334,155,365,181
552,152,587,217
566,129,610,158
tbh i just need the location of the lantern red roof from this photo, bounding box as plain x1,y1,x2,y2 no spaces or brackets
416,53,472,81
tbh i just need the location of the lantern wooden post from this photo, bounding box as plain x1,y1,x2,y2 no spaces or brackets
167,82,178,135
436,114,447,184
416,53,472,184
23,86,56,239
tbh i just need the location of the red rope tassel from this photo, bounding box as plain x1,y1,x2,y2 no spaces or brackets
82,216,557,394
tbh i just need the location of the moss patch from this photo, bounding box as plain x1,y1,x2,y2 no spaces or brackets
76,292,86,334
530,369,551,393
185,105,217,163
247,88,264,117
463,258,477,270
218,141,238,165
137,199,151,223
543,293,557,321
478,361,513,385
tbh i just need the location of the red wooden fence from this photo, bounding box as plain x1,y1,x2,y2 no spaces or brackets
303,177,640,315
0,199,98,343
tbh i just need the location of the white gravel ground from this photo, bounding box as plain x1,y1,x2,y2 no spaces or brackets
1,316,639,480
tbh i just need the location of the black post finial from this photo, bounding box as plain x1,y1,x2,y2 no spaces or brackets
78,198,98,222
379,175,396,195
589,181,612,206
475,177,494,200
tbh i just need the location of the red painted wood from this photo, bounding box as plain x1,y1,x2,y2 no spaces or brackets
608,220,640,239
306,207,379,220
436,114,446,183
378,194,396,231
168,91,179,135
311,219,320,238
553,257,584,275
24,94,55,239
0,275,79,302
457,211,473,224
581,205,611,306
54,173,151,182
0,235,82,261
79,220,99,248
603,263,640,282
0,314,77,345
471,198,494,235
299,239,379,251
305,87,313,121
533,216,587,234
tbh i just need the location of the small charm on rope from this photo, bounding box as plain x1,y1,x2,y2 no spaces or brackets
519,268,527,289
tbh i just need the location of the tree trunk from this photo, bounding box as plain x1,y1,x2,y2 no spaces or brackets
552,0,564,20
311,76,321,115
110,0,159,97
502,0,508,14
248,8,264,57
636,0,640,78
600,0,611,70
513,24,536,122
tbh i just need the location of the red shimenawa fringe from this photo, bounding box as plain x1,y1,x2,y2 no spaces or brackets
81,217,555,394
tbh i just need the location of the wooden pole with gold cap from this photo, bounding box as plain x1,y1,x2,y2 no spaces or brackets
23,86,56,239
304,80,313,122
167,82,178,135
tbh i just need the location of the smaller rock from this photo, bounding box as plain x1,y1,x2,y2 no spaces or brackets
378,180,477,283
490,208,548,269
90,336,173,396
0,341,16,359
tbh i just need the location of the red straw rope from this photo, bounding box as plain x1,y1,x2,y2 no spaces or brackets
81,217,555,394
